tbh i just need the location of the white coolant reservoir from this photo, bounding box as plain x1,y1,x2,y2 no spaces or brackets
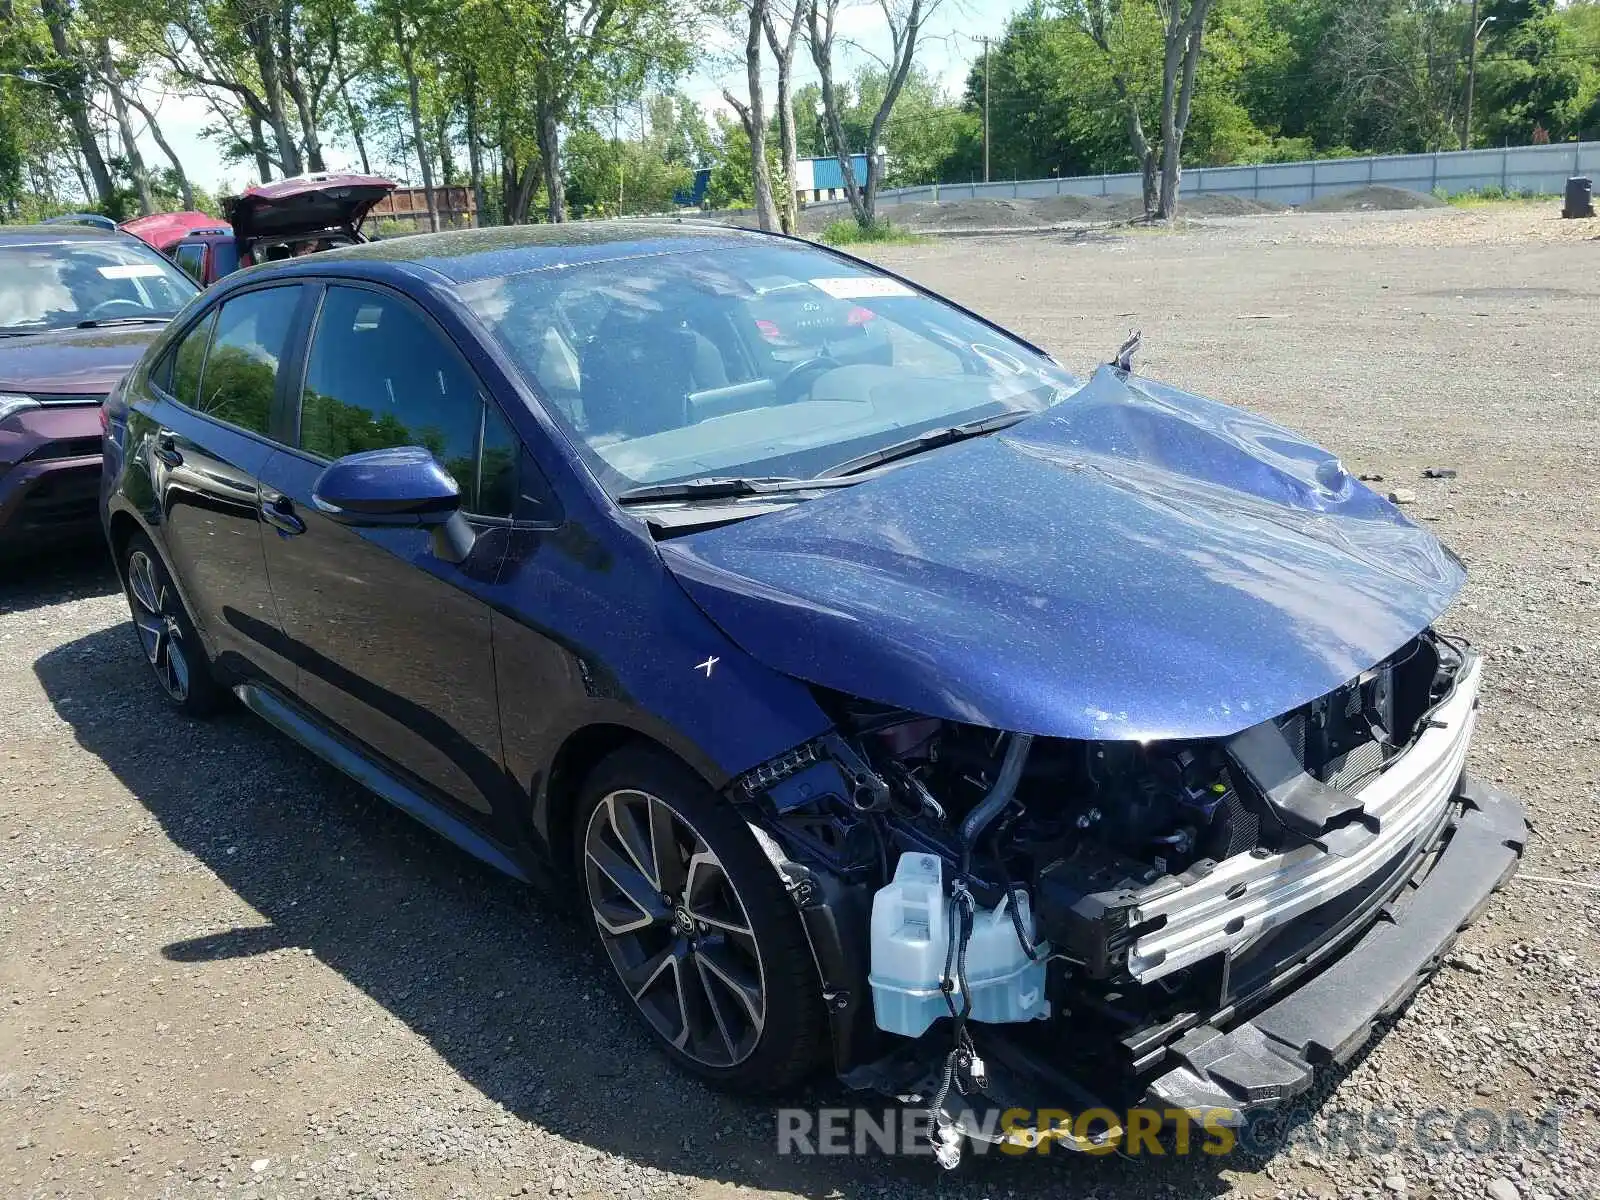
869,852,1050,1037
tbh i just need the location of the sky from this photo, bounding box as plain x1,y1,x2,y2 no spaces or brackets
129,0,1026,197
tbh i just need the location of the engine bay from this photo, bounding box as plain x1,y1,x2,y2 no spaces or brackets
735,627,1471,1133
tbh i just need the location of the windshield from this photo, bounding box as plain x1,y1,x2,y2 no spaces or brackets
0,237,198,333
458,242,1077,494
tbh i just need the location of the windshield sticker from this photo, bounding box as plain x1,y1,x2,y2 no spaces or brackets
98,264,167,279
810,276,915,300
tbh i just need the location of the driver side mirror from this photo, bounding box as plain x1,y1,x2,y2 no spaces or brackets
311,446,477,563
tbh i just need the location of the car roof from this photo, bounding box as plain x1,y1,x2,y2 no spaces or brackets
254,220,789,286
0,224,139,245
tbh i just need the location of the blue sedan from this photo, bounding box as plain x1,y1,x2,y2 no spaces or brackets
100,222,1523,1154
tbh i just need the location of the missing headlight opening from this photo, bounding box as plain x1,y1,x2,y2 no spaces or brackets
732,628,1495,1167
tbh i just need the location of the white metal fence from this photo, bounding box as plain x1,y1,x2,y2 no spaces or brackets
809,140,1600,211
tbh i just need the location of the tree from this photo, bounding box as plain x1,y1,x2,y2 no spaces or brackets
652,91,717,169
1475,0,1598,145
723,0,781,230
39,0,116,210
1065,0,1216,217
807,0,939,228
563,120,693,216
762,0,805,231
143,0,339,177
1154,0,1216,215
705,110,778,207
377,0,439,231
1320,0,1471,153
478,0,692,222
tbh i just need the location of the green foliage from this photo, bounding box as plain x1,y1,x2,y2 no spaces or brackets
1475,0,1600,145
705,113,781,210
793,67,976,188
564,125,693,217
935,0,1600,182
815,218,925,245
1444,184,1547,205
3,0,1598,223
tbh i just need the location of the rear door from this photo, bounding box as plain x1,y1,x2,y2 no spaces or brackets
256,281,518,818
135,283,309,690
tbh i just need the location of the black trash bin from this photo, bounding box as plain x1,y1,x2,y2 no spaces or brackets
1563,176,1594,219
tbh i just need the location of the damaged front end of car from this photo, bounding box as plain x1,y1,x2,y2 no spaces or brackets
654,366,1526,1165
727,628,1525,1165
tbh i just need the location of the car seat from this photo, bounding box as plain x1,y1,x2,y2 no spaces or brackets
579,309,699,439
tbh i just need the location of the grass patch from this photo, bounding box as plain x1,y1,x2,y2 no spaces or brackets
816,218,926,246
1436,185,1554,207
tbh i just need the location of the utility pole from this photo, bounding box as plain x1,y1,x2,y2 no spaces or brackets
982,35,991,183
1462,0,1482,151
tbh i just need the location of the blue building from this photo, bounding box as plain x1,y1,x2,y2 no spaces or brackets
675,152,882,209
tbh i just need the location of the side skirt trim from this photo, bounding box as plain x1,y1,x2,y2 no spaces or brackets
234,682,531,884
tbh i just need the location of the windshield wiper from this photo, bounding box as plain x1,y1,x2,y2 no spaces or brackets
819,410,1032,478
617,475,862,505
76,315,172,328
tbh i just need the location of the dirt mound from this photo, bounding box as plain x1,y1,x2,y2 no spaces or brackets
795,187,1292,235
1030,193,1120,223
1185,193,1287,216
1300,185,1446,213
895,198,1044,230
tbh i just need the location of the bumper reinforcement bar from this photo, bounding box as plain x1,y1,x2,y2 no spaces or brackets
1147,777,1526,1120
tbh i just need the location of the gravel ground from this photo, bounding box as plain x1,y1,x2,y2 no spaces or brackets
2,201,1598,1199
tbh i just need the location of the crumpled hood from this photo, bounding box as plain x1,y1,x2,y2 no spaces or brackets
659,366,1465,741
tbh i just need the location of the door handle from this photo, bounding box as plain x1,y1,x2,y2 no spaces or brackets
260,492,306,536
152,431,183,468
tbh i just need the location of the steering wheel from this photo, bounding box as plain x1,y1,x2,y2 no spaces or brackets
84,298,149,320
774,355,837,404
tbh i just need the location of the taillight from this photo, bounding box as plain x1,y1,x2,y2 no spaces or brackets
846,306,875,325
755,318,781,341
98,403,109,434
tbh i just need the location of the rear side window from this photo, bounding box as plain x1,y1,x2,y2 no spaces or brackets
166,310,217,408
211,241,240,279
300,285,516,517
197,287,301,436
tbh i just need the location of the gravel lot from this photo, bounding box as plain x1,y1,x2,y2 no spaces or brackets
3,201,1598,1199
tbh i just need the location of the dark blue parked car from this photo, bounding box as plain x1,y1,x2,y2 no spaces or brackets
100,222,1524,1159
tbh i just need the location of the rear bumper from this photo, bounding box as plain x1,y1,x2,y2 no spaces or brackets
1145,775,1526,1120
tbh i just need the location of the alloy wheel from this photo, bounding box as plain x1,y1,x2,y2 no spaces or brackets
126,550,191,703
583,788,767,1069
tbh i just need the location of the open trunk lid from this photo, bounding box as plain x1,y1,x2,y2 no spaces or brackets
227,174,395,245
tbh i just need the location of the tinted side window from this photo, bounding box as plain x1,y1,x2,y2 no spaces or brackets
211,241,240,279
167,310,217,408
197,287,301,436
301,286,511,515
174,243,205,283
478,404,518,519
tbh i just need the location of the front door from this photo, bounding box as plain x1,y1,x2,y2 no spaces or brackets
257,282,520,818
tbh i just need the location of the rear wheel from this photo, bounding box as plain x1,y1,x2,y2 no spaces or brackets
121,531,224,717
575,746,825,1092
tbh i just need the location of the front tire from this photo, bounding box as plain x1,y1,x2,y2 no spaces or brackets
121,531,224,717
574,746,826,1093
